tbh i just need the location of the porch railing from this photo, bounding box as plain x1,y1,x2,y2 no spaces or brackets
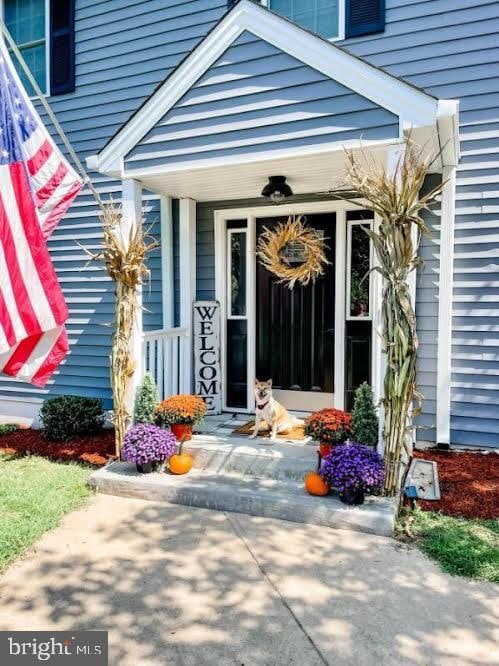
142,327,189,400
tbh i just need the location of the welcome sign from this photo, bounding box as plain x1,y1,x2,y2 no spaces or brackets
193,301,221,414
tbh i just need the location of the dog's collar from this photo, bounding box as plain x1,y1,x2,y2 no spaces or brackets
256,399,270,411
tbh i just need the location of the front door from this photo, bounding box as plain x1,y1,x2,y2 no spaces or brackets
256,213,336,411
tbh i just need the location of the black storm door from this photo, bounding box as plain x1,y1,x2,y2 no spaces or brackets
256,213,336,408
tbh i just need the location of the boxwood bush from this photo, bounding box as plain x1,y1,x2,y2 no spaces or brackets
40,396,105,441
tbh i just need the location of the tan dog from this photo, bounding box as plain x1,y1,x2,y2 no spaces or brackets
250,379,303,442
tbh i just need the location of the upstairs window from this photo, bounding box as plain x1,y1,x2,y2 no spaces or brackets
2,0,76,96
256,0,385,40
4,0,47,93
268,0,341,39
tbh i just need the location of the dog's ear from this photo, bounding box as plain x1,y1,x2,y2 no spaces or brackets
254,379,259,385
267,379,273,387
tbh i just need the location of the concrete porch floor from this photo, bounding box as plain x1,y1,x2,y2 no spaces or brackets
89,413,397,538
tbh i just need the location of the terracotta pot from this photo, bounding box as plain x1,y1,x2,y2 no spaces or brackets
339,487,365,505
171,423,193,441
169,453,194,475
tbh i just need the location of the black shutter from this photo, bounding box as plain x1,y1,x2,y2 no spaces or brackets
345,0,385,38
50,0,75,95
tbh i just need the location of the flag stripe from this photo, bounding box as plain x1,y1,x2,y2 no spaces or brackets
31,327,68,387
2,333,42,376
0,188,40,336
0,37,82,387
35,161,68,206
27,138,52,176
9,163,69,325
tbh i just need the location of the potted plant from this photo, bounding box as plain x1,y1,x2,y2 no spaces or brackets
320,443,385,505
156,395,207,441
304,408,352,458
121,423,177,473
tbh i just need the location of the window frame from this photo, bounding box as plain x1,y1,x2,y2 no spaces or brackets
346,218,374,322
1,0,51,96
261,0,346,41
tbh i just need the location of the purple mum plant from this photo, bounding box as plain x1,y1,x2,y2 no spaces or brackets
122,424,177,465
320,443,385,494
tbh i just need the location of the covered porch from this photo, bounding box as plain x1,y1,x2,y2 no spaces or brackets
88,0,459,444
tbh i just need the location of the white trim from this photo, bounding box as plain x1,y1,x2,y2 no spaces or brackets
371,213,384,452
179,198,196,393
121,179,143,408
334,210,347,410
160,195,174,329
247,215,257,411
346,218,374,322
0,396,43,424
91,0,441,175
436,166,456,444
122,137,404,182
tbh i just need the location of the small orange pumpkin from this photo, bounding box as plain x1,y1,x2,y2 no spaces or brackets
304,453,330,496
168,436,194,475
169,453,193,475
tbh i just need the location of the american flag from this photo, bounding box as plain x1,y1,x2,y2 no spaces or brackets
0,37,82,387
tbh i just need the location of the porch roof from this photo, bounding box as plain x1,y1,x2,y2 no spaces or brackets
87,0,459,199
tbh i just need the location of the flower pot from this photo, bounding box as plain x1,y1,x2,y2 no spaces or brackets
339,487,365,505
136,460,163,474
169,453,194,475
171,423,193,441
319,442,338,458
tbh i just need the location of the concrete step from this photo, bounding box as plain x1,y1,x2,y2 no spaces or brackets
183,434,318,481
88,462,396,537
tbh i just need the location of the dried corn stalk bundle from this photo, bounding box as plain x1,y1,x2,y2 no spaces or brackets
257,215,329,289
85,200,158,457
342,142,444,494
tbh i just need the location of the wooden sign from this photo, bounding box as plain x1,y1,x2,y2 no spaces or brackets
193,301,221,414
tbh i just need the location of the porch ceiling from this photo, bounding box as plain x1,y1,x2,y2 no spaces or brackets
135,141,433,202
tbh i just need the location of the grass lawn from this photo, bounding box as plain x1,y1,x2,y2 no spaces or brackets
398,508,499,583
0,454,93,573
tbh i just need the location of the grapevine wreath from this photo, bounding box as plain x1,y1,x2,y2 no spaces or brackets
257,215,330,289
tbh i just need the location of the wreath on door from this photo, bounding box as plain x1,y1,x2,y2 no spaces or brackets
257,215,330,289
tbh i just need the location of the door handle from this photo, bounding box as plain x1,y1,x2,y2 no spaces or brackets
324,328,335,334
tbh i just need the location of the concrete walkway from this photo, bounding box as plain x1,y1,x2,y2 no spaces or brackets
0,495,497,666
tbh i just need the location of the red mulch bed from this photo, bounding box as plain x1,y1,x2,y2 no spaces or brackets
0,428,116,466
412,449,499,520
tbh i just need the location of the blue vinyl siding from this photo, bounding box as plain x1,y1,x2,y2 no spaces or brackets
1,0,497,448
125,31,399,171
0,0,228,406
339,0,499,446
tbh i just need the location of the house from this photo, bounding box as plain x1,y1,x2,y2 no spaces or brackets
0,0,497,450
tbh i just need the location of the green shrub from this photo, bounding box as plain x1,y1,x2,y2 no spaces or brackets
134,372,159,424
352,383,379,448
0,423,18,436
40,396,105,442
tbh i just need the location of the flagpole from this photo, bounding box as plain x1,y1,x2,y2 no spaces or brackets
0,18,105,212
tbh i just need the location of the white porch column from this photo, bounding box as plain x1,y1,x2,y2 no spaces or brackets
160,195,174,329
179,198,196,392
334,210,347,410
436,166,456,445
121,178,143,408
